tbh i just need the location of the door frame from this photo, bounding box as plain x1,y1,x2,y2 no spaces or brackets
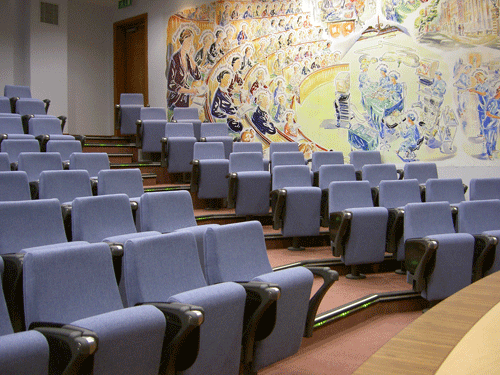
113,13,149,130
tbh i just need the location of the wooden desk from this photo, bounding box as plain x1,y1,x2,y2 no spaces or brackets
354,271,500,374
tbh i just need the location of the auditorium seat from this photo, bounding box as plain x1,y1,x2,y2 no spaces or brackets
328,180,388,279
349,150,382,180
469,177,500,201
361,163,399,205
27,117,75,150
0,153,11,171
270,151,307,170
22,242,203,375
0,117,36,143
403,162,438,200
173,106,202,140
1,138,40,169
268,142,299,169
115,93,144,135
45,139,82,168
227,151,271,216
121,231,249,375
0,96,14,114
17,152,63,198
200,122,233,159
68,152,109,194
136,190,219,269
378,179,422,260
4,85,50,113
271,165,321,250
161,122,196,173
136,106,167,153
14,98,66,134
457,199,500,280
311,150,344,186
232,141,269,170
190,142,229,209
404,201,475,302
425,178,466,204
97,168,144,202
0,171,31,201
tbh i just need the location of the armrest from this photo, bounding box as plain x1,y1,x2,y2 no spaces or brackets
21,114,33,134
139,302,204,374
237,281,280,368
355,170,362,180
472,234,498,282
270,189,287,230
463,183,468,194
135,120,143,148
451,205,458,232
9,96,19,113
303,267,339,337
2,253,26,332
329,211,352,257
57,116,67,132
386,208,404,254
61,204,72,241
29,181,39,200
320,189,329,227
227,172,238,209
405,238,438,293
200,137,207,142
115,104,121,131
190,159,200,193
313,170,320,187
30,322,98,375
0,134,7,143
104,243,125,284
397,168,404,180
35,134,50,150
370,186,379,206
74,135,86,149
43,99,51,113
161,137,168,168
419,184,426,202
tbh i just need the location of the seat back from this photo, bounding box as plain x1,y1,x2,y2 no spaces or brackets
379,179,421,208
97,168,144,198
203,221,273,284
457,199,500,234
311,151,344,172
173,107,199,121
0,153,10,171
271,151,305,169
404,201,455,240
200,122,228,138
0,97,11,114
69,152,110,178
0,198,68,254
272,165,312,190
193,142,225,160
138,191,197,232
469,178,500,201
0,117,25,134
1,139,40,163
328,180,374,212
120,93,144,106
0,171,31,201
165,122,195,138
318,164,356,190
122,232,208,307
4,85,31,99
349,150,382,171
232,142,263,153
425,178,465,204
140,107,166,120
361,163,398,188
39,170,92,203
229,152,264,172
403,162,438,184
15,99,46,116
268,142,299,160
0,257,14,335
71,194,137,242
46,140,82,162
28,117,63,136
17,152,63,182
23,242,124,326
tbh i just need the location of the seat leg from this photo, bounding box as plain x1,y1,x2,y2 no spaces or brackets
395,261,406,275
346,265,366,280
288,237,305,251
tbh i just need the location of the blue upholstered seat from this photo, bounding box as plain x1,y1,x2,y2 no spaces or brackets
162,122,196,173
69,152,109,178
122,231,247,375
200,122,233,159
137,107,167,153
45,139,82,166
232,142,269,170
116,93,144,135
349,150,382,179
0,171,31,201
173,106,202,140
469,177,500,201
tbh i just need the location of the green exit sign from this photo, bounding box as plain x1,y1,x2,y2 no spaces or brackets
118,0,132,9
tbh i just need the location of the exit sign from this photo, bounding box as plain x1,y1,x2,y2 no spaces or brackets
118,0,132,9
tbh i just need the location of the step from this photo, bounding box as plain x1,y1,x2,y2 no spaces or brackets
84,135,135,145
83,144,138,161
110,161,172,184
141,173,157,186
108,153,134,164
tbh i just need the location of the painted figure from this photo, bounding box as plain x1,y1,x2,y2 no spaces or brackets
252,91,277,134
483,85,500,159
167,29,202,108
211,70,243,132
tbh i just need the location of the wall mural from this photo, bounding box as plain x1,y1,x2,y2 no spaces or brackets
165,0,500,163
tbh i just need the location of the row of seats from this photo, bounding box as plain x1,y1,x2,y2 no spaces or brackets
0,190,338,374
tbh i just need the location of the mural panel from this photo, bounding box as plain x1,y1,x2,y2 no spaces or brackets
165,0,500,163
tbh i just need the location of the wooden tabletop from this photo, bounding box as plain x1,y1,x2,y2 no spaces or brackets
353,271,500,374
